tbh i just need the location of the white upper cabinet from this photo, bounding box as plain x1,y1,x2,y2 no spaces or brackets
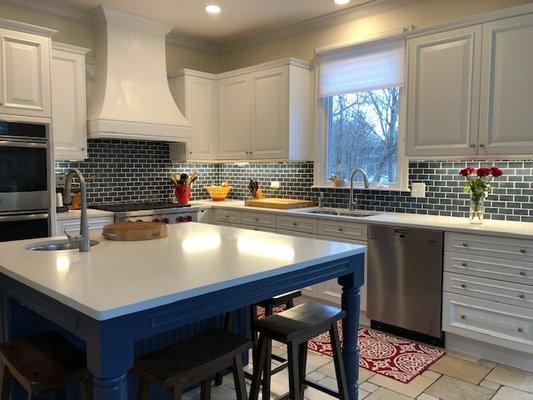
479,14,533,155
0,26,53,118
217,75,252,159
250,66,288,159
406,26,482,156
169,71,217,160
51,43,89,161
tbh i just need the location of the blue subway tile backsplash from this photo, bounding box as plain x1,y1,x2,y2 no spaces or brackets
55,139,533,222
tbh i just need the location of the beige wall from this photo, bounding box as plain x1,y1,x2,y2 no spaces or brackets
218,0,530,71
0,2,219,73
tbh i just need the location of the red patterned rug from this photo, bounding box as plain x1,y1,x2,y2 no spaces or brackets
257,306,445,384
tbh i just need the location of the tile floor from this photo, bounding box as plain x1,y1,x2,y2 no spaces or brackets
180,339,533,400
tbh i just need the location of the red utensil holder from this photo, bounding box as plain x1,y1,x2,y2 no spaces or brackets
175,186,191,204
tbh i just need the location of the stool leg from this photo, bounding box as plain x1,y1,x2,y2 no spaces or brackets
55,388,67,400
215,312,235,386
0,364,11,400
330,323,349,400
287,342,301,400
200,379,211,400
250,305,259,350
248,334,267,400
261,339,272,400
137,378,150,400
81,377,93,400
169,386,182,400
287,298,295,309
232,355,247,400
298,342,308,398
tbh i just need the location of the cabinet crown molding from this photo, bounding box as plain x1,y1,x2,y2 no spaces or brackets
0,17,56,37
216,58,311,80
52,42,90,55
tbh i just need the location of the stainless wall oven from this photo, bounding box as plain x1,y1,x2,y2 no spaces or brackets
0,120,51,241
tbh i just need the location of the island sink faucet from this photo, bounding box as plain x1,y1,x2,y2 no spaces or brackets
348,168,369,211
64,169,90,252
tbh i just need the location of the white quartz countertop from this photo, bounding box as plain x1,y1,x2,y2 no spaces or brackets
0,223,364,321
56,209,114,220
191,199,533,240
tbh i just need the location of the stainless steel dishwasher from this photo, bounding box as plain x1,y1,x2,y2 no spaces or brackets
367,225,444,342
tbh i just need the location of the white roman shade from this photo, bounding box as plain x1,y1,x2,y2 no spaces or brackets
317,38,405,98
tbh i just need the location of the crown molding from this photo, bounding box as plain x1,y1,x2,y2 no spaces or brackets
0,16,57,37
166,32,222,54
52,41,90,55
6,0,87,21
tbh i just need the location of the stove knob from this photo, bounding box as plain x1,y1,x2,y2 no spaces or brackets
185,215,193,222
153,218,160,222
177,216,184,223
162,217,170,224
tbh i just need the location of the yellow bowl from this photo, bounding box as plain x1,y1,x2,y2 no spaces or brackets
205,186,232,201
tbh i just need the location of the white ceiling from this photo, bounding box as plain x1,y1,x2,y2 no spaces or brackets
46,0,374,42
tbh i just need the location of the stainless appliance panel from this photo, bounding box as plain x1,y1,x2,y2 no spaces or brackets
367,225,444,338
0,211,49,242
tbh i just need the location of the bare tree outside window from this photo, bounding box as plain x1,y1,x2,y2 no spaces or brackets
326,87,401,184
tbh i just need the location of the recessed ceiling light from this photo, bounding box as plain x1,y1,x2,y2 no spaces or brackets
205,4,221,14
334,0,351,4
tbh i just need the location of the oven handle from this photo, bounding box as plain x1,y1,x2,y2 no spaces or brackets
0,140,47,149
0,213,49,222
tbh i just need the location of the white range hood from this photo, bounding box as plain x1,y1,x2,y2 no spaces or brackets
87,6,192,142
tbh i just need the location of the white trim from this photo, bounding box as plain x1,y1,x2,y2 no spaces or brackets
168,69,217,80
52,41,90,55
166,32,221,55
6,0,86,21
90,6,172,35
215,58,311,80
0,16,56,37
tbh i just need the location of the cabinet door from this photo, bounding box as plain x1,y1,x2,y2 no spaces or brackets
479,14,533,155
51,49,87,161
0,29,51,117
186,76,216,160
217,76,251,159
250,66,288,159
407,26,482,156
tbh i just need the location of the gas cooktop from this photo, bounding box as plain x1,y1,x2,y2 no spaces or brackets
91,202,191,213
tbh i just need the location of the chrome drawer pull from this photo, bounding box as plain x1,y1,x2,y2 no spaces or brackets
517,327,524,333
462,242,469,247
460,284,466,289
518,293,526,299
460,315,466,320
462,262,468,267
520,248,527,254
520,271,527,277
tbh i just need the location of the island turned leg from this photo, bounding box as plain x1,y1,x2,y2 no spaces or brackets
339,254,364,400
86,316,135,400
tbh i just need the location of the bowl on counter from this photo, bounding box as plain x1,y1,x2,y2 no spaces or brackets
205,185,232,201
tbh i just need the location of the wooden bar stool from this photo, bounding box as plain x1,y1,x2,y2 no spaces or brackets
249,302,349,400
133,329,251,400
0,331,92,400
247,290,302,383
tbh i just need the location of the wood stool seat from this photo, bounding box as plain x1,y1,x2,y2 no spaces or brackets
0,331,92,399
134,329,251,399
250,302,348,400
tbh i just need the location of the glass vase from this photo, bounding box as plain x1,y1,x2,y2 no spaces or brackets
469,196,485,224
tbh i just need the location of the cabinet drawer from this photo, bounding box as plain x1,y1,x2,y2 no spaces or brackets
444,272,533,309
318,220,367,241
276,229,317,239
215,209,240,224
240,211,276,228
317,279,342,305
276,216,317,234
446,232,533,262
444,252,533,285
238,224,276,233
56,216,113,236
443,292,533,354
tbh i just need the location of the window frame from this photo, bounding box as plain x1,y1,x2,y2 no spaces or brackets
313,47,409,191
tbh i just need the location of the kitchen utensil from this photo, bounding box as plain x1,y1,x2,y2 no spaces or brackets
205,186,232,201
244,198,315,209
102,221,168,241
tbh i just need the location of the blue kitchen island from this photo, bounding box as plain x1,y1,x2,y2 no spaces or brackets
0,223,365,400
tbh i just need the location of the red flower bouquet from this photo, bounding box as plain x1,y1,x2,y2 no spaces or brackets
459,166,504,223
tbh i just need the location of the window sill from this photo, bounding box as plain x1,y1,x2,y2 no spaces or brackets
311,184,410,193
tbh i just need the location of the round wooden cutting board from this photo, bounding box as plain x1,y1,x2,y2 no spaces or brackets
102,221,168,241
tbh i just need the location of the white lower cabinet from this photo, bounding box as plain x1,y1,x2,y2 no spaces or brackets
55,215,114,236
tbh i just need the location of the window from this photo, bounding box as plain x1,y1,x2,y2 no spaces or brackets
316,36,406,189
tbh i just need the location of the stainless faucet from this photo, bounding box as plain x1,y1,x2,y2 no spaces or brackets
64,169,90,252
348,168,369,211
318,192,324,209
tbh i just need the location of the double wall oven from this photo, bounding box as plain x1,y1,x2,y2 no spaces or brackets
0,120,51,242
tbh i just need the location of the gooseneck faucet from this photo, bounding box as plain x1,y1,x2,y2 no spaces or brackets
64,169,90,252
348,168,369,211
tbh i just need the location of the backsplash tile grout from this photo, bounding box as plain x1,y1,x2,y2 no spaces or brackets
55,139,533,223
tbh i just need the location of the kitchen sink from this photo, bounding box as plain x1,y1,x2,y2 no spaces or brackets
26,239,100,251
302,208,380,218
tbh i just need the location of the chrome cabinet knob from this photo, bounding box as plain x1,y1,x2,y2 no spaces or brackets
460,284,466,289
520,271,527,277
338,228,343,232
518,293,525,299
462,262,468,267
520,248,527,254
479,143,485,147
460,315,466,320
462,242,469,247
470,143,476,147
517,327,524,333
